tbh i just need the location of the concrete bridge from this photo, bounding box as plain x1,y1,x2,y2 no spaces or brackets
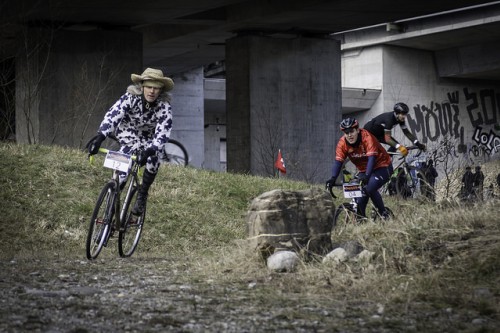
2,0,500,183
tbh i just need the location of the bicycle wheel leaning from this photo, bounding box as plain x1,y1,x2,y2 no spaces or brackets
86,182,115,260
162,139,188,166
118,185,145,257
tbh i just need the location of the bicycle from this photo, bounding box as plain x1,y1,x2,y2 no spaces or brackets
328,178,394,237
162,139,189,166
386,146,426,199
85,139,146,260
105,136,188,167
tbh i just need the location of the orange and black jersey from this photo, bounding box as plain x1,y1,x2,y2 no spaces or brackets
335,128,392,172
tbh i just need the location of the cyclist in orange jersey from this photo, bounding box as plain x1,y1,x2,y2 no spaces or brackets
326,117,392,219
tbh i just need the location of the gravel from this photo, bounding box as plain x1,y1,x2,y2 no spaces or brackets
1,256,497,333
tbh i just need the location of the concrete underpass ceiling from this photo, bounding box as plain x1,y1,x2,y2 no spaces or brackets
2,0,500,80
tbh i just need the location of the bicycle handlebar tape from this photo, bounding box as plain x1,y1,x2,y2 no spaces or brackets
396,144,408,157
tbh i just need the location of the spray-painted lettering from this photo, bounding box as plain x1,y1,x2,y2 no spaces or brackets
472,126,500,155
407,88,500,149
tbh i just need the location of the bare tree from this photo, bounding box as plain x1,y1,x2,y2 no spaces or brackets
49,52,122,148
253,107,282,177
16,26,55,144
428,135,469,200
0,59,15,140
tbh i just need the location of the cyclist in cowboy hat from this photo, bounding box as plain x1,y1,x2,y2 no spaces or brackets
87,68,174,215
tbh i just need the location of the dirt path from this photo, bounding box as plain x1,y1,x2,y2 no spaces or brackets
0,256,497,332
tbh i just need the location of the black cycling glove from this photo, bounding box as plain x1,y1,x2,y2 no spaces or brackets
325,177,336,190
358,173,369,186
416,142,426,151
86,133,105,155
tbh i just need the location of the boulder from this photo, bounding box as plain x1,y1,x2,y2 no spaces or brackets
246,187,335,258
267,251,300,272
322,247,348,264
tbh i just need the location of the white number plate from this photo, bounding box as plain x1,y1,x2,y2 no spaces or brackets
103,151,132,173
343,183,362,198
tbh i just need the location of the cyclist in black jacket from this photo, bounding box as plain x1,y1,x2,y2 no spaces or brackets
364,102,426,158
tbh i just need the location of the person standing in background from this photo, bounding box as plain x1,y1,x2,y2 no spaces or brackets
473,165,485,201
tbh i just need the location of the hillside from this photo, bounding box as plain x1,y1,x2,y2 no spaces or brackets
0,142,499,332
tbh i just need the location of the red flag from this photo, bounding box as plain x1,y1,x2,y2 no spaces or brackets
275,149,286,174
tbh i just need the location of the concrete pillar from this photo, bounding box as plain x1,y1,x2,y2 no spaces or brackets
226,35,342,183
204,78,226,171
15,28,142,147
170,67,204,168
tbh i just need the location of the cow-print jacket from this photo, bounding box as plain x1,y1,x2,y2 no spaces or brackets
98,85,173,155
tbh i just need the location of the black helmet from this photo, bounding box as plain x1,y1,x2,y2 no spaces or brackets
340,117,359,131
394,102,409,114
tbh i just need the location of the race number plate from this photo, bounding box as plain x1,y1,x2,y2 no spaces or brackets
103,151,132,173
343,183,362,198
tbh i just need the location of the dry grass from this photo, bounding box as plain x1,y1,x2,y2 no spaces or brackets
1,142,499,325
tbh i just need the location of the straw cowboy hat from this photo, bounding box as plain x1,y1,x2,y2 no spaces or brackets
131,68,174,91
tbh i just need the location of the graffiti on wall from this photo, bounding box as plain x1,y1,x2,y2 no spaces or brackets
472,126,500,156
406,87,500,158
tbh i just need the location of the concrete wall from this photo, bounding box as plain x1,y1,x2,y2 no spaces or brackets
342,45,500,175
203,79,226,171
170,67,205,168
342,48,383,90
16,28,142,147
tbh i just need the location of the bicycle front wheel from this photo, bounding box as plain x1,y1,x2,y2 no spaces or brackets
162,139,188,166
118,185,145,257
332,203,359,240
86,182,115,260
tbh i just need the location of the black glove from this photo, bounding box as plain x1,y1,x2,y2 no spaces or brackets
416,142,426,151
86,133,105,155
325,177,336,190
138,148,156,167
358,173,369,186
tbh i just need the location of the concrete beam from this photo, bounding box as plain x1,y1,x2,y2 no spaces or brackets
342,88,381,113
435,40,500,79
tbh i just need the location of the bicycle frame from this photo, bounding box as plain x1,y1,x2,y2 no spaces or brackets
95,148,141,231
328,176,394,223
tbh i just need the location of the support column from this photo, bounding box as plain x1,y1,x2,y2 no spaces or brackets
15,28,142,147
170,67,205,168
226,35,342,183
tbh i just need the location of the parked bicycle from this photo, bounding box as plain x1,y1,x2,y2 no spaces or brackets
328,177,394,237
86,140,146,260
162,139,189,166
386,146,426,199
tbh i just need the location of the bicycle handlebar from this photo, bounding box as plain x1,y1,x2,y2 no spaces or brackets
327,174,370,200
387,145,423,159
88,147,138,165
327,185,337,199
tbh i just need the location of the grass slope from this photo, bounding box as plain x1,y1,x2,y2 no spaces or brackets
1,142,499,330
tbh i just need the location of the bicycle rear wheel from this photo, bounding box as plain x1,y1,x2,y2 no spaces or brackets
162,139,188,166
118,185,145,257
332,203,359,239
86,182,115,260
371,206,394,221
